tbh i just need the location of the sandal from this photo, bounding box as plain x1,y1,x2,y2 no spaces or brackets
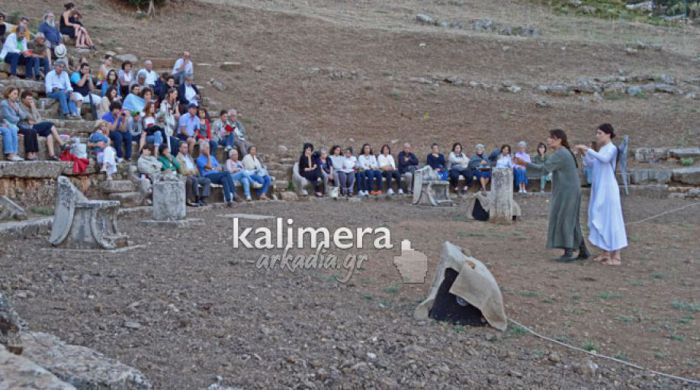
593,253,610,262
601,257,621,266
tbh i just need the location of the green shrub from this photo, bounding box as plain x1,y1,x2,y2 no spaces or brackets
680,158,694,166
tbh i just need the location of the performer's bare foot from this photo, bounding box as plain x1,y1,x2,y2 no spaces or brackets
602,253,621,266
593,252,610,262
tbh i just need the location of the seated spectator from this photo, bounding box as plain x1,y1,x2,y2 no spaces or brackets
70,62,101,115
328,146,346,191
176,142,211,207
242,146,271,200
61,3,95,49
122,84,145,113
13,17,31,41
177,75,200,106
1,25,35,79
397,143,418,193
468,144,492,192
0,13,6,43
298,143,323,197
227,109,250,158
117,61,134,97
139,60,158,88
100,74,121,107
196,141,236,207
196,107,218,154
336,146,357,197
377,144,402,195
39,12,62,49
177,103,199,153
314,147,335,194
137,144,162,178
157,144,179,173
140,87,155,105
138,102,164,158
514,141,531,193
133,70,148,91
0,87,24,161
154,73,174,102
87,120,117,180
533,142,550,192
28,33,51,81
448,142,471,193
158,87,181,154
226,149,253,201
172,51,194,85
495,144,513,169
102,101,132,162
358,143,382,196
20,91,66,160
97,54,113,83
212,110,235,151
426,143,447,180
45,60,79,118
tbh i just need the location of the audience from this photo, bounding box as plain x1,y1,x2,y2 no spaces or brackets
495,144,513,169
448,142,471,193
196,141,236,207
102,101,132,162
426,143,447,181
378,144,402,195
397,143,418,193
225,149,253,201
337,147,357,197
228,109,250,157
172,51,193,85
533,142,550,192
154,73,174,102
139,60,158,88
177,75,200,106
158,87,180,153
88,120,117,179
315,147,335,194
0,13,6,43
196,107,218,153
176,142,211,207
0,87,25,161
117,61,134,97
70,62,101,114
39,12,62,49
98,86,120,117
469,144,491,192
178,103,199,153
514,141,530,193
212,110,235,151
299,143,324,197
97,54,113,83
20,91,65,160
45,60,79,118
138,102,164,157
137,144,162,178
101,69,121,97
1,25,35,79
157,144,179,173
358,143,382,196
328,146,347,193
29,33,50,80
242,146,271,200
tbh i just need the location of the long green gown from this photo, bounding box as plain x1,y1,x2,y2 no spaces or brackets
527,147,583,250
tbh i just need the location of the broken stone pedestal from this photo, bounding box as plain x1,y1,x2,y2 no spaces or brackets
412,166,453,206
49,176,128,250
490,168,517,224
0,292,23,355
142,174,202,227
415,241,507,330
0,195,27,221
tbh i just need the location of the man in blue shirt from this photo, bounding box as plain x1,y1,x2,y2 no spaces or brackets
178,103,199,153
102,102,132,162
195,141,236,207
44,60,79,118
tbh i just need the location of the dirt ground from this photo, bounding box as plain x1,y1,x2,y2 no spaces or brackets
1,195,699,388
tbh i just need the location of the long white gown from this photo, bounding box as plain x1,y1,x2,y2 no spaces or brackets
583,143,628,252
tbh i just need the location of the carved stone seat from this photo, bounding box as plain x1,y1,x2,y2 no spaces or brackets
412,166,453,206
292,162,317,196
49,176,128,250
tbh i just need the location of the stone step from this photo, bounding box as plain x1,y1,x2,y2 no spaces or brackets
669,147,700,159
672,167,700,185
107,192,144,207
630,168,672,185
101,180,135,194
0,78,45,94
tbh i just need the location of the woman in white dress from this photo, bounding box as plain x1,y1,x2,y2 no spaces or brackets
575,124,628,266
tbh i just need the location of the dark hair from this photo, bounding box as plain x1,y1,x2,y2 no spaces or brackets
247,145,256,154
80,62,90,70
106,69,118,84
20,90,33,100
500,144,511,154
361,143,373,155
549,129,578,168
109,101,122,111
345,146,353,154
330,145,342,156
166,87,178,100
380,144,391,154
3,87,19,99
597,123,616,139
142,144,155,155
104,54,112,60
159,144,169,154
130,84,140,93
140,87,153,98
219,110,228,116
431,143,439,149
105,86,119,102
121,61,132,70
537,142,547,156
452,142,462,153
64,2,75,10
302,143,314,154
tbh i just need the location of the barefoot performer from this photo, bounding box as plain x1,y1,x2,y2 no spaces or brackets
574,124,627,266
514,129,589,262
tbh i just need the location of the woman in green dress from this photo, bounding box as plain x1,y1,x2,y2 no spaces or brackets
515,129,590,262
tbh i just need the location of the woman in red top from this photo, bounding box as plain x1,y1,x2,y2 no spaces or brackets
197,107,217,157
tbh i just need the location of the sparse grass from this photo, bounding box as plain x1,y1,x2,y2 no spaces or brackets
533,0,679,26
613,352,629,362
582,340,598,352
616,315,635,324
628,234,641,243
628,279,644,287
453,325,465,334
598,291,623,300
388,89,402,100
603,92,626,101
508,324,528,337
678,315,694,325
29,206,54,216
651,272,665,280
669,334,685,342
541,297,555,304
457,231,487,238
671,300,700,313
383,283,400,295
362,293,373,301
518,290,541,298
680,158,694,167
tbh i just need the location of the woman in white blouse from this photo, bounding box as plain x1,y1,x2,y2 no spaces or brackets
377,144,402,195
448,142,471,193
242,145,271,200
357,143,382,196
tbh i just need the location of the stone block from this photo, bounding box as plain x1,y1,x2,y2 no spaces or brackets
0,195,27,221
669,147,700,159
634,147,669,162
0,161,70,178
21,331,152,389
0,78,45,94
220,62,242,72
412,166,453,207
630,168,672,184
490,168,517,224
0,292,23,354
0,348,75,389
152,177,186,221
672,167,700,185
